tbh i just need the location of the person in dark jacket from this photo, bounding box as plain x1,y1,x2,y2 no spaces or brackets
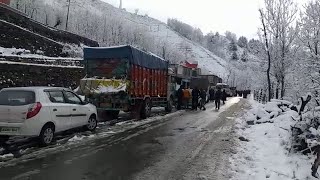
222,89,227,104
192,87,200,110
209,88,215,101
214,88,222,110
199,89,207,110
177,86,183,110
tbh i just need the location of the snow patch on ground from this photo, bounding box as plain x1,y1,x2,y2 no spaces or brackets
231,100,316,180
68,134,95,142
0,46,81,61
0,153,14,159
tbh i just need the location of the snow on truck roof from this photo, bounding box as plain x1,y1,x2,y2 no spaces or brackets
84,45,168,70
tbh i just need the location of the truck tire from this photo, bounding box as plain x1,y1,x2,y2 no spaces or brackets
165,97,174,112
140,98,151,119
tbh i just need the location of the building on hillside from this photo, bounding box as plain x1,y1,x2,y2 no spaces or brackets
0,0,10,5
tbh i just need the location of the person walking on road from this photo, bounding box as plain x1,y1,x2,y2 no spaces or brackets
177,86,183,110
192,87,200,110
199,89,207,110
183,87,191,109
222,89,227,105
209,88,215,101
214,88,222,110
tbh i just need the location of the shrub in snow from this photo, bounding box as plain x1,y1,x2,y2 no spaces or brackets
245,102,289,125
62,44,84,58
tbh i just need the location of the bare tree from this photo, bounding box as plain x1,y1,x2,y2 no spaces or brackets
259,9,272,102
66,0,71,31
263,0,298,99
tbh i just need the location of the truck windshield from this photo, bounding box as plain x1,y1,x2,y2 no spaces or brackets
86,59,128,79
0,90,35,106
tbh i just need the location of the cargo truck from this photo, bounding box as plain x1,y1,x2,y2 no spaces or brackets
77,45,174,119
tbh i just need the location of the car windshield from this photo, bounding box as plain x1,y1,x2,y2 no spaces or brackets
0,90,35,106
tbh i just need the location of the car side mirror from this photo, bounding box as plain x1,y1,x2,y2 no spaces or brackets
82,100,89,105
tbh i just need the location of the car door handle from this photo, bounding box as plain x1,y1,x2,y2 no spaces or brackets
72,109,76,111
53,109,57,112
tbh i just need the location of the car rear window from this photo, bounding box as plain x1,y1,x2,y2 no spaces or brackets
0,90,36,106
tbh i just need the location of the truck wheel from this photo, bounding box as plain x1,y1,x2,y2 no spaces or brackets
140,98,151,119
165,97,174,112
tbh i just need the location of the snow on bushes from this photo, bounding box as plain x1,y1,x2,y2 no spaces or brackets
231,99,318,180
245,100,288,124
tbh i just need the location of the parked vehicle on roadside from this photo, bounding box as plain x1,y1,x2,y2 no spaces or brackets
0,87,98,146
190,77,210,102
230,87,237,97
78,45,172,120
215,83,232,97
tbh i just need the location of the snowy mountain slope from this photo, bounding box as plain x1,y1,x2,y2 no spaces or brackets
24,0,228,77
90,0,229,76
9,0,261,84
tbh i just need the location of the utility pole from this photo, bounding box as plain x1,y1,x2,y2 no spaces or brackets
119,0,122,9
66,0,71,31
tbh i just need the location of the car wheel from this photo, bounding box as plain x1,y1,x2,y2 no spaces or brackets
86,115,97,131
39,124,55,146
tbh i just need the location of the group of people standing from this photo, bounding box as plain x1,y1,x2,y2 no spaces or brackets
209,88,227,110
176,86,207,111
176,86,227,111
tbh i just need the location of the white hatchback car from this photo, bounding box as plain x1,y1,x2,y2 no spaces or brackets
0,87,97,145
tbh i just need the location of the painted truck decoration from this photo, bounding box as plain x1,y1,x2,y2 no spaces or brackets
78,45,172,119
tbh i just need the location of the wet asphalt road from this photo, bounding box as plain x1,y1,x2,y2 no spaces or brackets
0,97,249,180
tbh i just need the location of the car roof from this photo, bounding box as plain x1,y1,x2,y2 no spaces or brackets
1,87,71,92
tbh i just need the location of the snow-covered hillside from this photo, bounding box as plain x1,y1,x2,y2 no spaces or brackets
8,0,262,87
9,0,228,77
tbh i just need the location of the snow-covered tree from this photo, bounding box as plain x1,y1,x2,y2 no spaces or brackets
260,0,299,99
231,51,238,60
229,39,238,52
225,31,237,42
298,0,320,105
241,50,248,62
238,36,248,48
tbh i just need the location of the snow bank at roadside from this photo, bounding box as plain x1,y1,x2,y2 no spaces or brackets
230,99,317,180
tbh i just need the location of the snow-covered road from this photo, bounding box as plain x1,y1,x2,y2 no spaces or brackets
0,97,247,180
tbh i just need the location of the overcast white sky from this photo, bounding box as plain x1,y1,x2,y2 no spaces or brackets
101,0,304,39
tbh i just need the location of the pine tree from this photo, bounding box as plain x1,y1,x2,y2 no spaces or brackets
229,40,238,52
241,51,248,62
232,51,238,60
238,36,248,48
